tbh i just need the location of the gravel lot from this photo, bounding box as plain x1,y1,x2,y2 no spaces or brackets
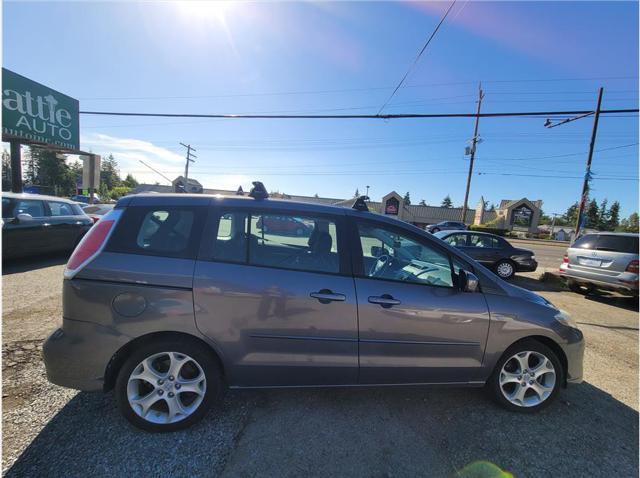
2,253,638,477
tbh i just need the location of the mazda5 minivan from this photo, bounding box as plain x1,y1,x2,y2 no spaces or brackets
44,185,584,432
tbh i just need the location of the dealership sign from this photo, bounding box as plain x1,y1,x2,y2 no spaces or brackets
2,68,79,150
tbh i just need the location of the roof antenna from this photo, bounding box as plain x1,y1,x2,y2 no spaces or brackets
352,195,370,212
249,181,269,200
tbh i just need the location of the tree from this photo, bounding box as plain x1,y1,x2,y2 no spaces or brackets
619,212,639,233
488,203,496,212
563,202,579,227
123,173,139,189
597,198,609,230
2,150,11,191
403,192,411,205
441,195,453,208
354,188,360,198
607,201,620,231
100,154,122,191
419,199,427,206
29,149,76,196
585,199,599,229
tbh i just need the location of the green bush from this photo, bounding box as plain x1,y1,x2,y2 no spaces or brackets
469,225,509,236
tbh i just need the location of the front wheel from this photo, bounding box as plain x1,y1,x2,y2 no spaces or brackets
115,338,222,432
488,340,563,412
494,259,515,280
430,227,440,233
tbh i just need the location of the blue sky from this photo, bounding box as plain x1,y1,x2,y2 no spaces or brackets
3,1,638,217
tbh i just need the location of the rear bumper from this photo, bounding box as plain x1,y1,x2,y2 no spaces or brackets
43,318,128,392
560,265,638,292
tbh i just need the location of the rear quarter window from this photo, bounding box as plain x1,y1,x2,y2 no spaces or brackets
106,206,206,259
572,234,597,250
596,235,639,254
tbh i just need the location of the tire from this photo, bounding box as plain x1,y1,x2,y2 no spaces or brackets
494,259,516,280
488,339,563,413
431,228,440,233
115,337,222,432
567,280,594,295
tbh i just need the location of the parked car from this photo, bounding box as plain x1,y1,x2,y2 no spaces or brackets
44,188,583,432
559,232,638,296
434,230,537,280
256,214,312,236
70,194,101,204
427,221,467,233
2,192,93,260
82,204,115,224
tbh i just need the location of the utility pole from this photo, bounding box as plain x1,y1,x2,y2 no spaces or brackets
9,140,22,193
179,143,197,188
574,87,603,237
461,83,484,224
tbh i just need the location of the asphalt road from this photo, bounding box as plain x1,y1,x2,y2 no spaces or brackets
509,239,567,270
2,253,638,477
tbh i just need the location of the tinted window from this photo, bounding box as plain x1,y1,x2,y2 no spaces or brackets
2,198,14,218
107,206,205,259
358,222,453,288
249,213,339,274
469,234,498,248
596,235,638,254
48,201,74,216
13,199,45,218
572,234,597,250
212,211,249,263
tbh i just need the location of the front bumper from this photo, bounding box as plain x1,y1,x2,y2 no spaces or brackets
43,318,128,392
562,327,585,384
515,258,538,273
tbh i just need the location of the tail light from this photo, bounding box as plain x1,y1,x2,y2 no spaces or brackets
64,209,121,279
91,216,100,224
626,260,639,274
559,254,569,272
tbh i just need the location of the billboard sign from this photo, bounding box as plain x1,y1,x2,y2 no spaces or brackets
2,68,79,150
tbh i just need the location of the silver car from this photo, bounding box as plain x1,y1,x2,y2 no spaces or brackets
560,232,638,296
43,185,584,432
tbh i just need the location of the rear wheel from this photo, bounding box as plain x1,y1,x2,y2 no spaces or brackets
494,259,515,280
567,279,594,295
115,338,222,432
431,227,440,233
488,340,562,412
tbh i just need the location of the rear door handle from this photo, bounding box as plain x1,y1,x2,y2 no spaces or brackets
310,289,346,304
368,295,401,308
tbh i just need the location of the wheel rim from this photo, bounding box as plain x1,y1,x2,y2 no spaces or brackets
127,351,206,424
499,350,556,407
497,261,514,278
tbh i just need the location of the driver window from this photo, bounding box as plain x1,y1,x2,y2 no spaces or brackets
357,223,453,288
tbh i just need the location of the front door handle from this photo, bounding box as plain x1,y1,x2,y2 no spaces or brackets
368,294,401,308
310,289,346,304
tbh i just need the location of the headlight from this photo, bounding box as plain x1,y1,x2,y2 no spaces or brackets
555,310,578,328
530,255,536,260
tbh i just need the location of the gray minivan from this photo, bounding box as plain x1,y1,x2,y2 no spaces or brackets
44,187,584,432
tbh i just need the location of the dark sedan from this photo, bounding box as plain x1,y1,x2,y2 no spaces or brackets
2,192,93,260
427,221,467,233
434,230,537,279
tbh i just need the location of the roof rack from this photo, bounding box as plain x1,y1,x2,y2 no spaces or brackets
249,181,269,200
351,195,369,212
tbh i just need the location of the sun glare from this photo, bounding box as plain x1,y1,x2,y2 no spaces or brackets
175,1,237,23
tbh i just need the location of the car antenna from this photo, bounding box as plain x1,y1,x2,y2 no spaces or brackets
249,181,269,200
352,195,369,212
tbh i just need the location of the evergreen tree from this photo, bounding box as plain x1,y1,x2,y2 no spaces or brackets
100,154,122,191
585,199,599,229
563,202,579,227
403,191,411,205
441,195,453,208
598,198,609,230
123,173,139,189
29,149,75,195
607,201,620,231
354,188,359,198
2,151,11,191
419,199,427,206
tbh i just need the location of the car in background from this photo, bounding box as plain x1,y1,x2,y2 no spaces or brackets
70,194,101,204
434,230,537,280
427,221,467,233
256,215,312,236
559,232,638,296
2,192,93,260
82,204,115,224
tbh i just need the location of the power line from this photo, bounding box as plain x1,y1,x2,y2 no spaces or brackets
79,108,639,119
377,0,457,115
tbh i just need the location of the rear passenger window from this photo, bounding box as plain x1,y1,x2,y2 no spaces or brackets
596,235,639,254
249,213,340,274
107,206,205,259
212,211,249,263
48,201,74,216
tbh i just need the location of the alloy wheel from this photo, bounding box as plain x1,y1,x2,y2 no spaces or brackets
499,350,556,407
127,351,207,424
496,261,514,278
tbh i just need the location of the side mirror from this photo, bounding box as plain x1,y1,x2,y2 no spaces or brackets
15,213,34,224
458,269,480,293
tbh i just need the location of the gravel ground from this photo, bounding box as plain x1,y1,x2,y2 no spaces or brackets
2,257,638,477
